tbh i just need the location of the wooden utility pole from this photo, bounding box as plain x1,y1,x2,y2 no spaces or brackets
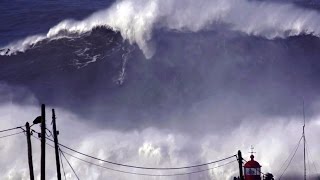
238,150,244,180
26,122,35,180
41,104,46,180
52,109,62,180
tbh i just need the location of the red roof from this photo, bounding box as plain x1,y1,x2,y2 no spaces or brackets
244,155,261,168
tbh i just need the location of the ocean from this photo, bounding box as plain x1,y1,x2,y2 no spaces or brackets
1,0,320,130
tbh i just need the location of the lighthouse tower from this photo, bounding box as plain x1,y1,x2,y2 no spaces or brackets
244,147,261,180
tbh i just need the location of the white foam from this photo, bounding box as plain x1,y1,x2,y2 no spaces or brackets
2,0,320,58
1,103,320,179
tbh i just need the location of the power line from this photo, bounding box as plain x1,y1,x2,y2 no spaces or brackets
0,126,23,133
278,135,303,180
60,149,237,177
60,149,80,180
305,139,320,176
59,150,67,180
31,133,237,177
59,139,236,170
0,131,24,139
276,135,303,177
30,134,76,179
30,130,237,170
31,133,67,179
45,136,236,170
306,144,311,178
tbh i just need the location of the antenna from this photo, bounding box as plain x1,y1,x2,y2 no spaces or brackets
303,99,306,180
249,145,256,156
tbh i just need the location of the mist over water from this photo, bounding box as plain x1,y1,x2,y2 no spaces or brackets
0,102,319,179
1,0,320,179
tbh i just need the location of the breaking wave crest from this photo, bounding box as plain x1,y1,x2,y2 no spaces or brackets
2,0,320,58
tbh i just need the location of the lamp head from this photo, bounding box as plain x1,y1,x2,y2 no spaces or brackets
33,116,42,124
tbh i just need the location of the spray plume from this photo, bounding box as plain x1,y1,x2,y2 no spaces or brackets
1,0,320,57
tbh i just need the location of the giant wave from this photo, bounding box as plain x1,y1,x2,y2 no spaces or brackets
2,0,320,58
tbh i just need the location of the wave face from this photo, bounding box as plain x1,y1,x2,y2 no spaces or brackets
1,27,320,131
2,0,320,57
1,0,320,132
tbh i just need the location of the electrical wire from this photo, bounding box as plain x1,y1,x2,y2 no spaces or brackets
30,134,76,180
31,130,237,170
60,150,237,177
306,145,311,179
60,150,67,180
30,133,237,177
305,139,320,176
276,135,303,177
0,126,23,133
31,134,67,179
45,128,53,138
278,135,303,180
0,131,25,139
60,149,80,180
46,137,236,170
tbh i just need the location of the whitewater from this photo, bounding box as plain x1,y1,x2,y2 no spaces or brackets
1,0,320,58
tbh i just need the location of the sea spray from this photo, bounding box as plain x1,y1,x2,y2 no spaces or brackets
2,0,320,58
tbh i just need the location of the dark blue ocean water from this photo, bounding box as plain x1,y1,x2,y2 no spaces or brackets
0,0,115,46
